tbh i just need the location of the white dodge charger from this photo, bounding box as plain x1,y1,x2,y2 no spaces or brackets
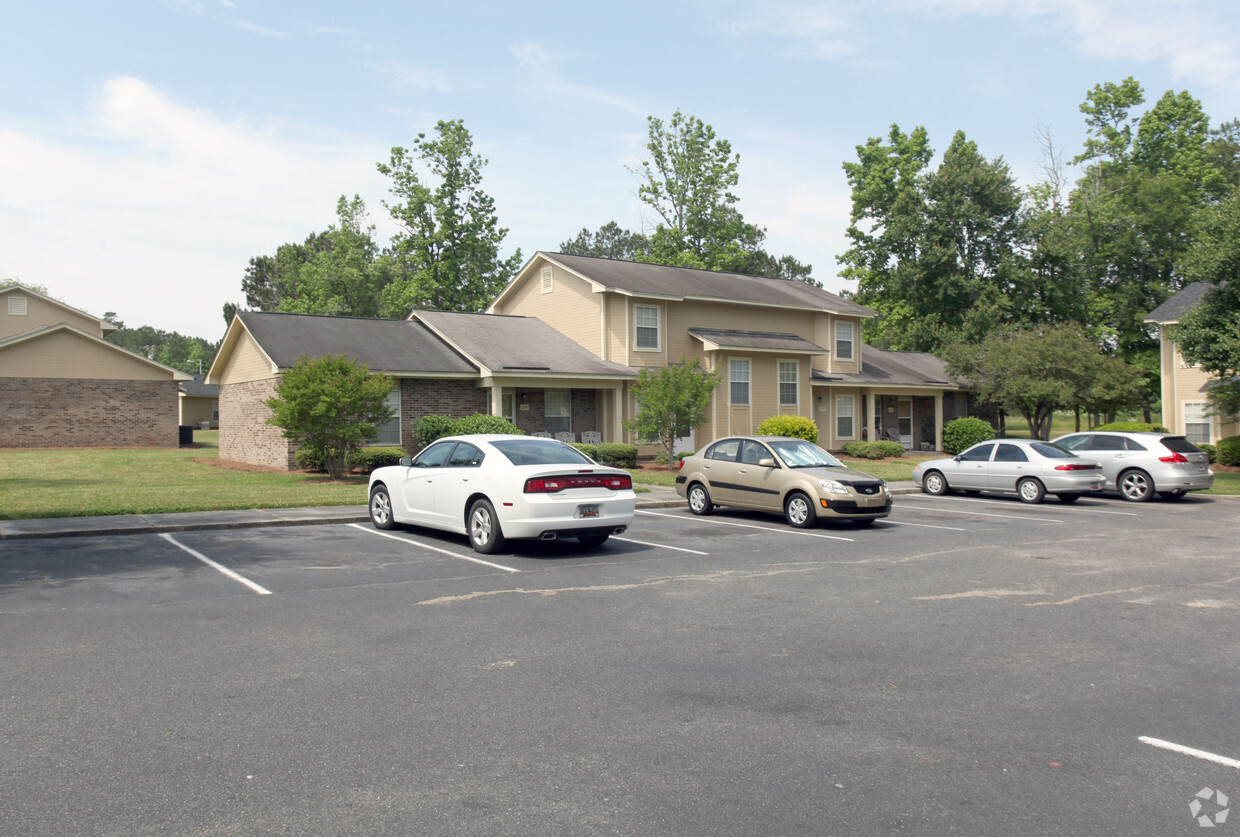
367,434,636,554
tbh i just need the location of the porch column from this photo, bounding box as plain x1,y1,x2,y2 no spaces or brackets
490,382,503,416
933,392,943,452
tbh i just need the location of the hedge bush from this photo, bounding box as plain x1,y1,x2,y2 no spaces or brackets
1218,435,1240,467
452,413,522,436
756,415,819,442
841,440,906,459
654,450,694,466
570,443,599,460
942,417,995,455
1093,421,1170,433
351,447,408,473
415,414,456,449
1200,443,1218,464
595,443,638,469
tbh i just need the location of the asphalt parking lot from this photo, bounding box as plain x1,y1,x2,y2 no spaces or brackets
3,491,1240,835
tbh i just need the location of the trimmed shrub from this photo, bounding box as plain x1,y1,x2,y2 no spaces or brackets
452,413,522,436
841,440,905,459
352,447,407,473
415,414,456,449
1218,435,1240,467
1200,443,1218,464
571,443,599,460
596,443,638,469
295,447,325,472
756,415,819,442
653,450,693,466
1094,421,1170,433
943,417,995,455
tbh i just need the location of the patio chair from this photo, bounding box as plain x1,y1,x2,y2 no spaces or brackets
581,431,602,445
555,432,576,444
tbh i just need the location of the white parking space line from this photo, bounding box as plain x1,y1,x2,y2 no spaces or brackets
903,494,1139,516
637,510,856,542
159,533,273,596
613,536,709,555
892,502,1064,523
885,520,969,531
349,524,521,573
1139,736,1240,770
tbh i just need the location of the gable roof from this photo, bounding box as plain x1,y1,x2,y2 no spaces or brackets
0,323,191,380
1144,281,1225,324
496,252,878,318
813,345,967,390
411,310,635,378
0,283,118,334
181,373,219,397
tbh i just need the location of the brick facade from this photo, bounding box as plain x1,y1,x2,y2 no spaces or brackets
218,377,296,469
0,378,180,448
400,378,489,451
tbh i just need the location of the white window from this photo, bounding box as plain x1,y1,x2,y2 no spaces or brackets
836,395,855,439
729,359,750,405
540,267,553,294
501,392,516,423
545,391,571,435
8,295,27,316
778,360,798,406
835,321,854,361
635,305,660,350
373,388,402,446
1184,401,1211,444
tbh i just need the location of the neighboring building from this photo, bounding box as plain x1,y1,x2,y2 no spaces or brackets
490,253,967,453
180,373,219,429
1145,282,1240,444
0,284,191,448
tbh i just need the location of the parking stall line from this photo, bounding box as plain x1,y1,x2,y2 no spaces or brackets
884,519,969,531
904,494,1140,517
890,501,1065,524
613,536,709,555
159,533,273,596
637,510,856,542
1139,736,1240,770
349,523,521,573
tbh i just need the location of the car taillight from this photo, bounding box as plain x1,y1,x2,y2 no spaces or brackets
678,458,686,471
1055,463,1098,471
1159,452,1189,464
524,474,633,493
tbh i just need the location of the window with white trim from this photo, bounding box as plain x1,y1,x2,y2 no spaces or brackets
372,388,402,445
778,360,798,406
836,394,855,439
729,359,750,405
635,305,660,350
545,391,571,435
835,321,854,361
1184,401,1211,445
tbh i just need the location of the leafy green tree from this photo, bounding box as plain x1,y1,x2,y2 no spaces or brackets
265,355,395,479
943,324,1142,439
1173,192,1240,416
560,222,650,261
631,110,814,282
279,196,394,318
378,119,522,314
105,321,221,373
623,357,721,467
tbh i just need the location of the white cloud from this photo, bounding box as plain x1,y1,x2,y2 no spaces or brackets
718,1,864,61
509,40,648,116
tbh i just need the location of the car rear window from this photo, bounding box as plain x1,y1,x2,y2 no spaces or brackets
1030,442,1074,459
1159,436,1202,454
491,439,594,466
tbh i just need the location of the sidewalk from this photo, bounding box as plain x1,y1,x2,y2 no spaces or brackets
0,481,920,541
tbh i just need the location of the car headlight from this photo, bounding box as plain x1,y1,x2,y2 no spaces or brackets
818,479,849,495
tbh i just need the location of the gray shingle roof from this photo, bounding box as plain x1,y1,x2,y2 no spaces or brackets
541,252,877,317
237,312,476,375
413,310,635,377
813,345,967,389
688,328,829,354
1144,281,1224,323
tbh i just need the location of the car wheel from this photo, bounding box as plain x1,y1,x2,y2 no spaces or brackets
1158,490,1187,501
1056,493,1081,504
1118,469,1154,502
922,470,948,496
369,484,395,530
1017,477,1045,504
577,534,609,547
687,482,714,515
468,499,507,554
784,491,817,529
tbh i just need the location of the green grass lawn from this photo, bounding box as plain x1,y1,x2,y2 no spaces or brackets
2,432,1235,520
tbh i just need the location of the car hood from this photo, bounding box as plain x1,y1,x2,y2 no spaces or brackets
790,465,883,483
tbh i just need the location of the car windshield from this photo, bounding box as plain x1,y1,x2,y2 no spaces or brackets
768,439,843,468
1030,442,1074,459
491,438,595,466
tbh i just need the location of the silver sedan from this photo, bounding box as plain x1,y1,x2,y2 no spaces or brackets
912,439,1104,503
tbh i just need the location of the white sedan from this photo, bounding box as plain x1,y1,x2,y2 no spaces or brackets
367,434,636,553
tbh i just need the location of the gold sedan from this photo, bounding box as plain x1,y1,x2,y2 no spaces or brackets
675,436,891,528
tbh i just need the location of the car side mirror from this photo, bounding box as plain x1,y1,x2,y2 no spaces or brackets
400,457,414,467
758,458,776,468
953,455,962,463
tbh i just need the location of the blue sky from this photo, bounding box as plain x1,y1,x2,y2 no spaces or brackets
3,0,1239,341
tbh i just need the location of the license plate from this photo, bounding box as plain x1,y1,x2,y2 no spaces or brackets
577,504,599,518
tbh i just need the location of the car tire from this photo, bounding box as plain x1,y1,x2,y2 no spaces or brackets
1158,490,1187,500
1056,493,1081,503
468,499,507,554
577,534,609,547
687,482,714,515
369,484,396,530
1017,477,1045,504
784,491,817,529
1118,469,1154,502
922,470,949,496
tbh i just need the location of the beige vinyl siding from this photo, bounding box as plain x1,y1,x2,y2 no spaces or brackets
1,292,105,339
605,294,628,364
495,262,603,356
0,330,174,380
215,330,277,384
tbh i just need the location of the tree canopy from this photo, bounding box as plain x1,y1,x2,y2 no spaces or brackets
623,358,721,466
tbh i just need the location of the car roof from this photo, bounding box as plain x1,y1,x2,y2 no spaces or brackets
1054,430,1180,439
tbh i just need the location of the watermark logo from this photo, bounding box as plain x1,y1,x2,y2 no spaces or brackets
1190,787,1230,828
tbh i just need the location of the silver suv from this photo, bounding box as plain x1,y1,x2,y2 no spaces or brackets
1050,431,1213,501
